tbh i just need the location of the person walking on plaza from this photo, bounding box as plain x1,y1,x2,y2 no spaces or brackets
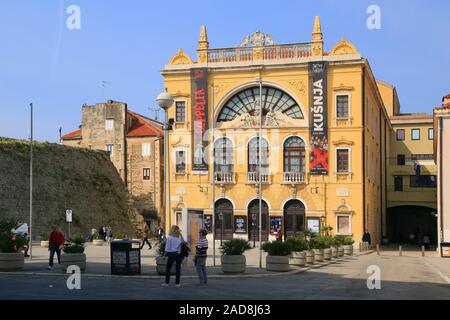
162,225,184,288
157,227,165,243
194,229,208,285
276,226,283,242
140,223,152,250
48,226,65,270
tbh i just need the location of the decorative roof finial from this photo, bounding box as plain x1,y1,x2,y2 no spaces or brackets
197,25,209,63
311,16,323,57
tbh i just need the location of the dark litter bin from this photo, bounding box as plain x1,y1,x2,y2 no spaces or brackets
110,240,141,275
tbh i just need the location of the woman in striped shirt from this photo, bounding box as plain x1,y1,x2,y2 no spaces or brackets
195,229,208,285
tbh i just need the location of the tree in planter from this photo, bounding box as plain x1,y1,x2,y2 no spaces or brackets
262,241,293,272
0,219,28,253
61,235,86,272
334,235,354,255
155,240,176,275
285,237,308,266
220,239,252,274
40,233,49,248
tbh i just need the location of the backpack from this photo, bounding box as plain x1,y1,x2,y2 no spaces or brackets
180,241,191,257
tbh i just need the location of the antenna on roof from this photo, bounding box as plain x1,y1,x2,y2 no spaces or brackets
149,107,160,121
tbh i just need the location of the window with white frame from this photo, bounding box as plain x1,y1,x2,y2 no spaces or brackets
105,119,114,131
336,214,351,235
336,148,350,173
143,168,150,180
175,101,186,123
142,143,151,157
336,95,350,118
175,150,187,173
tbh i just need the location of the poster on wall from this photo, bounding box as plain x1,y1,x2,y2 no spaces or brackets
308,61,329,175
203,214,212,233
191,68,209,174
307,217,320,234
234,216,247,233
270,217,282,234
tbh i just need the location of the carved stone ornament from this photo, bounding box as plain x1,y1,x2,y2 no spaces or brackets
168,48,194,65
330,37,359,55
239,31,277,47
332,137,354,146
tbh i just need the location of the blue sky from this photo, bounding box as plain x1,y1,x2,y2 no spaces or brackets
1,0,449,142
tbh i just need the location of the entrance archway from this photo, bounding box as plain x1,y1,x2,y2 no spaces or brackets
215,199,234,240
283,199,306,239
387,206,437,245
247,199,269,242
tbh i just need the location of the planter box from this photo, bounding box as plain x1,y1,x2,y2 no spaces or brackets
61,253,86,272
323,248,332,260
266,255,290,272
92,240,106,246
331,246,338,258
343,245,353,255
156,256,176,275
221,255,246,273
0,253,24,271
313,249,324,262
305,250,315,264
338,246,344,257
41,241,49,248
289,251,306,267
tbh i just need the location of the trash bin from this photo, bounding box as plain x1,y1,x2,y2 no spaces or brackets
110,240,141,275
440,242,450,258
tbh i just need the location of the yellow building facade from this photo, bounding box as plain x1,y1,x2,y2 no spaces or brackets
160,17,394,247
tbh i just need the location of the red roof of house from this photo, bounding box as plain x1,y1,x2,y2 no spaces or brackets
61,129,81,140
126,111,163,137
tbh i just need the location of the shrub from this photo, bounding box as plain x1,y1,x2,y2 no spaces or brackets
285,237,308,252
313,235,333,249
0,218,28,253
334,235,354,246
220,239,251,256
40,233,49,241
157,240,166,256
262,241,292,256
63,235,85,254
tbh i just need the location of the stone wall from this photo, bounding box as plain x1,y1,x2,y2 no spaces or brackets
0,138,142,240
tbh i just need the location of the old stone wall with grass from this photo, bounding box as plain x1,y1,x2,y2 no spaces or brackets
0,137,143,240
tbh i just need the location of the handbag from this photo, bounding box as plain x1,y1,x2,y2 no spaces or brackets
180,241,191,257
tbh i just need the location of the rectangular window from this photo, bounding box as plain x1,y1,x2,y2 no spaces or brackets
106,144,113,157
175,101,186,123
411,129,420,140
336,95,349,118
336,149,349,173
397,154,405,165
142,143,151,157
143,168,150,180
176,150,186,173
428,128,434,140
396,129,405,141
105,119,114,131
337,215,351,234
411,154,433,161
410,175,437,188
394,176,403,191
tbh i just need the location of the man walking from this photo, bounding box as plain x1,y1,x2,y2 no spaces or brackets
140,223,152,250
48,226,65,270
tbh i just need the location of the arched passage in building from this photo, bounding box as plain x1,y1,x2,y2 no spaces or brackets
387,206,437,245
248,199,270,242
215,198,234,240
283,199,306,239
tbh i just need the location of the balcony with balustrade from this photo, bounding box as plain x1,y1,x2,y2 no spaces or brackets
247,172,271,184
282,172,307,185
214,172,235,184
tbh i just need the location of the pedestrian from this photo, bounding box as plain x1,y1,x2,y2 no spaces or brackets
102,226,107,241
106,226,112,243
423,234,430,250
276,226,283,242
162,225,184,288
48,226,65,270
90,228,97,242
99,226,105,241
158,227,165,243
140,223,152,250
194,229,208,285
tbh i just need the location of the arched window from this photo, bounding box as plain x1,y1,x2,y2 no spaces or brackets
283,136,306,173
214,138,233,181
218,86,303,122
248,137,269,182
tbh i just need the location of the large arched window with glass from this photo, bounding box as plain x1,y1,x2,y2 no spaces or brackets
214,137,234,183
248,137,269,182
283,136,306,183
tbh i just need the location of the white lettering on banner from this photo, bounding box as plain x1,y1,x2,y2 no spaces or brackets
312,79,324,132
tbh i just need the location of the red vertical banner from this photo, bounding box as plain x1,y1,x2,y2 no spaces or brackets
309,61,329,175
191,68,209,174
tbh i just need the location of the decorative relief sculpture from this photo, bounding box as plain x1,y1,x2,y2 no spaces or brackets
239,30,277,47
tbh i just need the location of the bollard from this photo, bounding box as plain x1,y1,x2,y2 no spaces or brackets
399,245,402,256
376,244,380,255
422,246,425,257
359,242,362,252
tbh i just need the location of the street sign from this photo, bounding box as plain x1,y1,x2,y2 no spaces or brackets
66,209,73,223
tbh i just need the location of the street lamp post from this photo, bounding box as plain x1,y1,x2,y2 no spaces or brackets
156,91,174,237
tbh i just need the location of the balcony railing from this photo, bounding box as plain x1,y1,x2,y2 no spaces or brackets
247,172,270,183
283,172,306,184
214,172,235,184
207,43,312,64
